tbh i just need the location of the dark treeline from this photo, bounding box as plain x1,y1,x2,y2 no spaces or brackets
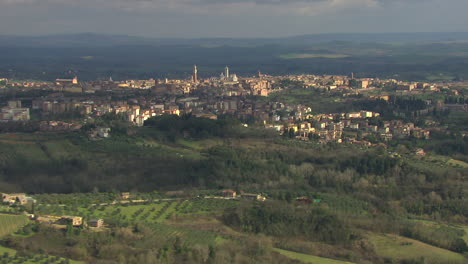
354,97,428,118
223,201,351,244
143,114,242,141
339,153,399,175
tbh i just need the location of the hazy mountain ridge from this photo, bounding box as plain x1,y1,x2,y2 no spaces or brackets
2,32,468,48
2,32,468,81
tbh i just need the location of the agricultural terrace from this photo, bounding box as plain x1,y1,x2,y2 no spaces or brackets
34,198,238,225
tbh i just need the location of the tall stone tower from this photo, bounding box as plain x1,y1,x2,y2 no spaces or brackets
193,65,198,83
224,66,230,79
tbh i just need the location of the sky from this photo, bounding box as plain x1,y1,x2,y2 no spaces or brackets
0,0,467,38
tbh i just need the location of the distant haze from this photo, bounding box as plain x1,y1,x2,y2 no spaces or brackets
0,0,467,38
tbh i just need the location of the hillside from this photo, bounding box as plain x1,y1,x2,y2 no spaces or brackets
0,117,466,263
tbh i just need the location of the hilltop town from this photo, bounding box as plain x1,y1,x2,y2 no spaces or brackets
0,66,466,146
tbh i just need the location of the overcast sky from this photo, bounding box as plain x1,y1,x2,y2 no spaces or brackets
0,0,467,38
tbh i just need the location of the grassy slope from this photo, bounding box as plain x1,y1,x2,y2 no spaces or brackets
447,158,468,168
411,219,468,245
0,132,204,161
463,227,468,244
368,233,466,263
273,248,355,264
0,244,16,255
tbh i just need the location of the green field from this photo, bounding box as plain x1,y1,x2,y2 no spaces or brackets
368,233,466,264
0,214,30,237
0,244,15,255
410,219,468,245
0,131,205,162
416,153,468,169
447,158,468,168
273,248,355,264
177,138,221,150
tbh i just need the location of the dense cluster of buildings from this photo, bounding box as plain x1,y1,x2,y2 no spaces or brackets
273,112,431,144
0,100,30,122
0,69,465,143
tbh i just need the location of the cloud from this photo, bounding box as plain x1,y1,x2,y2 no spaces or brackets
0,0,382,15
1,0,466,37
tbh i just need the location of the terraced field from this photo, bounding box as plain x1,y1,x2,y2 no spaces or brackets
83,201,177,223
35,198,239,225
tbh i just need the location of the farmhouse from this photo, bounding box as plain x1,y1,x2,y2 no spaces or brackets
57,216,83,226
221,189,237,198
296,196,311,203
414,148,426,156
241,193,266,201
120,192,130,200
88,218,104,228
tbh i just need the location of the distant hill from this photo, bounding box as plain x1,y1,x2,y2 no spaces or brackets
2,32,468,47
1,32,468,81
286,32,468,44
0,33,160,47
